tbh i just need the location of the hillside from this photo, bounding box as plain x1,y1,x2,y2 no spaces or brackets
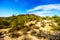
0,14,60,40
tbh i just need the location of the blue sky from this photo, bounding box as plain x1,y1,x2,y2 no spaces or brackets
0,0,60,17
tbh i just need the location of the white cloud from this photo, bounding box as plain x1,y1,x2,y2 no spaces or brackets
30,11,52,16
27,4,60,16
27,4,60,12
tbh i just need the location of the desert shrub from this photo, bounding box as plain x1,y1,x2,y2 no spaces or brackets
9,32,21,38
31,30,37,36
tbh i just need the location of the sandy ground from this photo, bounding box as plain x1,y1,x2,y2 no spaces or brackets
3,34,49,40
